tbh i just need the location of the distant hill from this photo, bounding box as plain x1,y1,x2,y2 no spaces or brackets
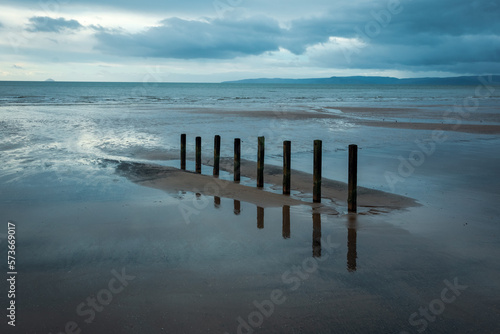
222,75,500,85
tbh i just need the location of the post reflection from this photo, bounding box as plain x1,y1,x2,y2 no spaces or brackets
234,200,241,215
208,199,358,269
312,213,321,258
282,205,290,239
257,207,264,229
347,214,357,272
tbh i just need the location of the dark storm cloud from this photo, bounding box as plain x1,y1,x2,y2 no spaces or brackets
26,17,83,33
16,0,498,74
312,35,500,72
316,0,500,72
93,0,500,66
95,16,283,59
302,0,500,73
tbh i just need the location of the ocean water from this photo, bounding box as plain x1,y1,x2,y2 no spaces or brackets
2,81,499,108
1,81,500,333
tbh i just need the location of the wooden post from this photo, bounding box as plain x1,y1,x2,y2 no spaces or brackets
313,140,322,203
313,213,321,257
213,135,221,177
196,136,201,173
282,205,290,239
180,134,186,170
257,136,265,188
283,141,291,195
214,196,221,208
234,138,241,182
257,206,264,229
348,144,358,212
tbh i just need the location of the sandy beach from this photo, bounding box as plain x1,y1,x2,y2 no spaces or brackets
1,83,500,334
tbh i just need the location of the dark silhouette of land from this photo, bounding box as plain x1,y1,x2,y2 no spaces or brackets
222,75,500,85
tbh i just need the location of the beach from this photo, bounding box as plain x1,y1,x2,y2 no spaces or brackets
1,82,500,333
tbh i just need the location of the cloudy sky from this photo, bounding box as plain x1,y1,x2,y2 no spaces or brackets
0,0,499,82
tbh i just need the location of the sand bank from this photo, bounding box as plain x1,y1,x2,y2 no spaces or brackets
115,158,418,213
355,120,500,134
116,161,308,209
179,105,500,134
214,158,418,209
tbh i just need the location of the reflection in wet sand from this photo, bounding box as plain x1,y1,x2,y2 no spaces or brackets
234,200,241,215
257,206,264,229
313,213,321,258
347,214,358,272
210,197,357,270
282,205,290,239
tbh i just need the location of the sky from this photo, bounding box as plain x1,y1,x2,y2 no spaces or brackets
0,0,499,82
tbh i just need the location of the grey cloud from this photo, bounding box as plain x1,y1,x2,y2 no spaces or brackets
95,16,283,59
302,0,500,73
9,0,364,18
13,0,497,75
12,64,24,69
26,16,83,33
89,25,124,34
310,34,500,74
94,14,343,59
395,0,500,37
12,0,216,16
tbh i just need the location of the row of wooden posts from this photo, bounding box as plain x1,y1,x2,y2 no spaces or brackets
180,134,358,212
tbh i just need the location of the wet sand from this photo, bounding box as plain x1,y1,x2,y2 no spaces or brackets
2,102,500,334
5,193,499,334
180,105,500,134
355,120,500,134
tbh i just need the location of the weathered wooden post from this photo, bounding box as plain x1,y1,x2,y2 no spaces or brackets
257,206,264,229
234,138,241,182
257,136,265,188
213,135,221,177
348,144,358,212
283,141,291,195
180,134,186,170
282,205,290,239
195,136,201,173
313,140,322,203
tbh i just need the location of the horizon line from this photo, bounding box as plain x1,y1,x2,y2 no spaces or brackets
1,74,499,85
